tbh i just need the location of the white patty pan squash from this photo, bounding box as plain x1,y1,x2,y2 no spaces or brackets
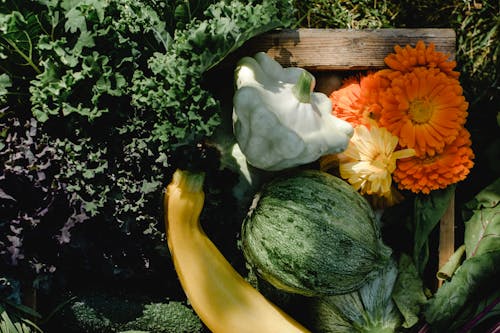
232,52,353,171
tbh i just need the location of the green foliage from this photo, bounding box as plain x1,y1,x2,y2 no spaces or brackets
0,74,10,105
27,0,169,122
131,0,297,153
124,302,203,333
392,254,427,329
0,301,43,333
54,293,202,333
412,185,455,276
293,0,400,29
424,178,500,331
455,0,498,104
1,0,296,307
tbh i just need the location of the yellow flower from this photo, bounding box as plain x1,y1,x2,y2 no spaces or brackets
337,124,415,204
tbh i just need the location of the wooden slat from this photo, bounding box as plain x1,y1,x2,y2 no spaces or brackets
240,28,456,70
438,191,456,288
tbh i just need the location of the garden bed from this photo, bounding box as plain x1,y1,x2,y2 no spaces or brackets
1,1,498,331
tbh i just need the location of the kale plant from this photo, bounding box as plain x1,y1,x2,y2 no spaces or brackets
0,107,84,292
28,0,169,122
1,0,296,292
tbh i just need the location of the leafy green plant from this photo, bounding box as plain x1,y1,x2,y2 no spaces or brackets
424,177,500,332
0,301,43,333
293,0,400,29
0,107,83,295
1,0,297,310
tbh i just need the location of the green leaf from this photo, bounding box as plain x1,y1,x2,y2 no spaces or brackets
436,244,465,281
64,7,86,33
424,251,500,331
424,178,500,331
0,73,11,103
413,185,455,275
464,177,500,258
393,254,427,328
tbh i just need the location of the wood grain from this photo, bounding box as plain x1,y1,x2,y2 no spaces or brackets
236,28,456,70
438,191,456,287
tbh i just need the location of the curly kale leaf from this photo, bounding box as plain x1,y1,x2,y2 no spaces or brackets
131,0,296,152
29,0,169,122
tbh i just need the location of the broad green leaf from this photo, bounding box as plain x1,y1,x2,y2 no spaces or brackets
464,177,500,258
425,178,500,331
424,251,500,331
393,254,427,328
413,185,455,275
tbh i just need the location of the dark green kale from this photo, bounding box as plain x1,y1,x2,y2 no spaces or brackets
131,0,296,154
1,0,296,304
28,0,169,122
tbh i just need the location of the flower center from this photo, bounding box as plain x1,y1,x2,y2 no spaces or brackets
372,152,395,173
409,99,434,124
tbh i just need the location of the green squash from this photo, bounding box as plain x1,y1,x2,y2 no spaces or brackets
241,170,392,296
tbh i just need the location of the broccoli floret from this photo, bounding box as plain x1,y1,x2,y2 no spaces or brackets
68,301,115,333
52,293,203,333
124,301,203,333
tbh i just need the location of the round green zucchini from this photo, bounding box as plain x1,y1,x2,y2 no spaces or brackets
241,169,392,296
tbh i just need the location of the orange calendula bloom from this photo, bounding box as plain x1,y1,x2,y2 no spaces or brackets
378,67,468,156
385,40,460,78
329,76,363,126
393,127,474,194
356,70,394,124
329,71,392,127
337,124,415,204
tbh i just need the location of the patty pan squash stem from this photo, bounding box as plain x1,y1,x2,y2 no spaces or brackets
164,169,310,333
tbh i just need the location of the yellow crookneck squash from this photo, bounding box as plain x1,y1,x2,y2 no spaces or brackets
164,169,310,333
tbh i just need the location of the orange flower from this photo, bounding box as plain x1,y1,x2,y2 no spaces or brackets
393,127,474,194
329,76,363,126
378,67,468,156
384,40,460,78
356,70,394,124
329,71,392,127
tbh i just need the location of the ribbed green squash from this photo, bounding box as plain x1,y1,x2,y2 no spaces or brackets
241,170,392,296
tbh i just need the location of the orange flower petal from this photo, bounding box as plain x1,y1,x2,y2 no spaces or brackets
378,67,468,155
393,127,474,193
385,41,460,78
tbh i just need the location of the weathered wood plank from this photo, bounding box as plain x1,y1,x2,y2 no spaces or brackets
438,191,456,288
238,28,456,70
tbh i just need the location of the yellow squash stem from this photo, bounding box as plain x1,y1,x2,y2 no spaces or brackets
165,169,311,333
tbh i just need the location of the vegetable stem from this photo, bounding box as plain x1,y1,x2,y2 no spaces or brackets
417,323,430,333
458,296,500,333
5,36,41,74
292,70,314,103
171,169,205,193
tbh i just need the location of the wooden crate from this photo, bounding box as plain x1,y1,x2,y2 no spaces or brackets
236,28,457,282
